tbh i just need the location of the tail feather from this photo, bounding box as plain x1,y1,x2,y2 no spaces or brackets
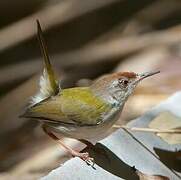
31,20,60,106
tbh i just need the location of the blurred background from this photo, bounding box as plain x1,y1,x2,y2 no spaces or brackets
0,0,181,179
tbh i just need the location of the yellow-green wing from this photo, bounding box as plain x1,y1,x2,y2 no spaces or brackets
24,87,111,125
59,88,111,125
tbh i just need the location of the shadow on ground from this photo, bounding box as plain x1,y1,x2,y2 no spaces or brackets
83,143,139,180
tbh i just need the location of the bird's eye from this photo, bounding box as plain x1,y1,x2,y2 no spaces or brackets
123,80,128,85
118,79,129,87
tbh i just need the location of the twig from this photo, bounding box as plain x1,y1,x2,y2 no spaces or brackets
113,125,181,134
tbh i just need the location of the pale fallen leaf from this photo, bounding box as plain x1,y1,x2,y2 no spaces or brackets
136,169,170,180
156,127,181,145
149,111,181,144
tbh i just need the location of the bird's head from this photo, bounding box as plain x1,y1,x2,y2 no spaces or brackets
91,71,160,105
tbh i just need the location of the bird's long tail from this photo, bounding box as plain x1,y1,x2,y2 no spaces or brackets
31,20,60,106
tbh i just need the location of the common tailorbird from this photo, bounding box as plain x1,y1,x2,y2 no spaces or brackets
22,20,160,164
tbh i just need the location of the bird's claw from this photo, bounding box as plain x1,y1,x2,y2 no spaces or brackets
80,152,95,167
71,151,95,168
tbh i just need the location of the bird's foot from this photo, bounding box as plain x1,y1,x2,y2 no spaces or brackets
71,151,94,166
42,126,95,167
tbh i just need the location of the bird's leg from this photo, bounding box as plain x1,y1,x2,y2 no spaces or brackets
42,125,94,165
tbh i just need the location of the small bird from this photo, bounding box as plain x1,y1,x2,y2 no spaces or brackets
22,20,160,164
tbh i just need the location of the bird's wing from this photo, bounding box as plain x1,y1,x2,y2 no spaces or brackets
31,20,59,106
60,88,111,125
24,88,111,126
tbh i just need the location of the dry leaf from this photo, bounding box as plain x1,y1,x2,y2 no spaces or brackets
156,127,181,145
136,169,170,180
149,111,181,144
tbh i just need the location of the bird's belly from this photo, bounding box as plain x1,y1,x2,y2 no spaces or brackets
47,108,122,141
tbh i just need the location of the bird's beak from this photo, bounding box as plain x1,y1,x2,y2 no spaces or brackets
134,70,160,84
